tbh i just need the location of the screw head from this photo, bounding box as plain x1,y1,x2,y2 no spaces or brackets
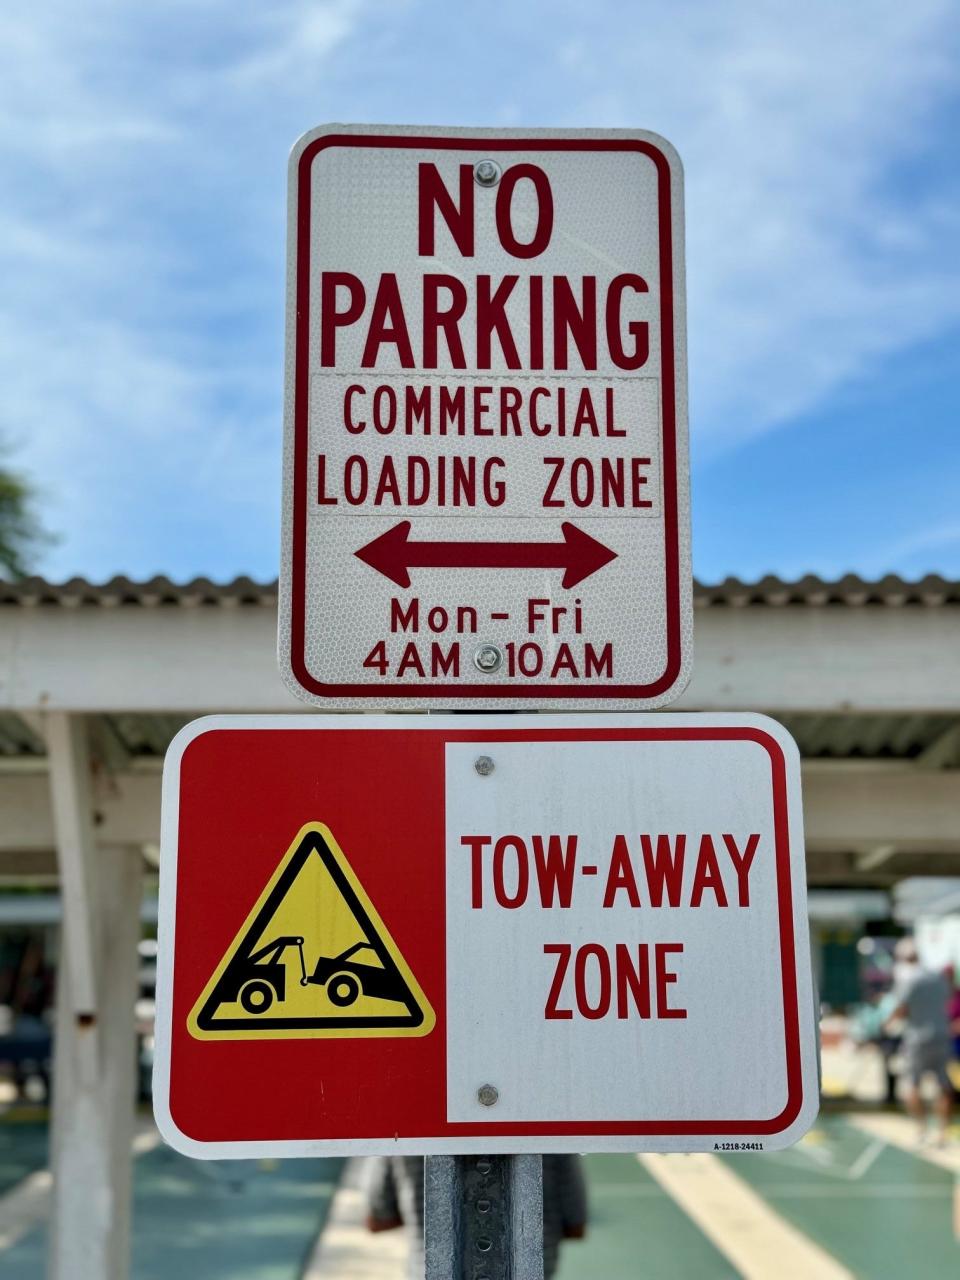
473,643,503,673
474,755,495,777
476,1237,493,1252
474,159,501,187
476,1159,492,1174
477,1083,499,1107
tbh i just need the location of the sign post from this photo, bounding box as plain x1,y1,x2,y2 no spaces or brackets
275,123,695,1270
424,1155,543,1280
153,123,817,1280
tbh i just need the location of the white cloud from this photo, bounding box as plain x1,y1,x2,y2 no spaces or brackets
862,521,960,578
542,0,960,454
0,0,957,577
0,2,369,578
0,9,175,156
224,2,365,88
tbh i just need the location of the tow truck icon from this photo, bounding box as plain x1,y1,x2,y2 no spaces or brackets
220,936,407,1015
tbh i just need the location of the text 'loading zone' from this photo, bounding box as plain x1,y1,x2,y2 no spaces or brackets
280,127,691,709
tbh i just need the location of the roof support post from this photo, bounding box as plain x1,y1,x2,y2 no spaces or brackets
45,713,98,1015
48,843,143,1280
45,710,143,1280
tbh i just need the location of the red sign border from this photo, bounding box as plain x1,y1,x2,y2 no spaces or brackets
288,133,684,700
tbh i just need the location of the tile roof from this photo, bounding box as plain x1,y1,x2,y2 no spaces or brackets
694,573,960,607
0,573,957,608
0,575,276,607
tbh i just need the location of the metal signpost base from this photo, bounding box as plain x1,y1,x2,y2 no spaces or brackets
425,1154,543,1280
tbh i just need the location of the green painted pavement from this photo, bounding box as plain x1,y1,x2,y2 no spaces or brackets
0,1118,47,1197
556,1122,957,1280
554,1153,739,1280
1,1115,956,1279
720,1116,957,1280
0,1144,342,1279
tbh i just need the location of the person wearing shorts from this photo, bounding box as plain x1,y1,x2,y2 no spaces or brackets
887,938,952,1145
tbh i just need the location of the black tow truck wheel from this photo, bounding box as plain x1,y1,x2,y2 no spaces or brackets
239,979,275,1015
326,972,361,1007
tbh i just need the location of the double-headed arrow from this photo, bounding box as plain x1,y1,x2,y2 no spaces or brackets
355,520,617,589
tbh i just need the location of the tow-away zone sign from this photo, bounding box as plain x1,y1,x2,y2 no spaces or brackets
154,714,818,1157
279,125,692,709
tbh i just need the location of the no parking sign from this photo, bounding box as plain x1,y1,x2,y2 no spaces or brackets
278,125,692,709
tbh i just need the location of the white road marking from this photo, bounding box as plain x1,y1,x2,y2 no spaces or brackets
304,1158,407,1280
0,1120,161,1254
767,1129,885,1182
765,1144,852,1181
848,1113,960,1175
846,1136,886,1181
0,1170,52,1250
132,1127,162,1157
639,1153,855,1280
758,1183,950,1198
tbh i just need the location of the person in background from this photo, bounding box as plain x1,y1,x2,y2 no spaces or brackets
850,984,900,1105
541,1154,588,1276
885,937,952,1146
366,1153,588,1279
366,1156,424,1280
948,968,960,1068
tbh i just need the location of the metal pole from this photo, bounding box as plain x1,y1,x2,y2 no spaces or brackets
425,716,543,1278
425,1154,543,1280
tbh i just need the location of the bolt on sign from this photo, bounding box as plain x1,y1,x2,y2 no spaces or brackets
278,125,692,709
154,715,819,1156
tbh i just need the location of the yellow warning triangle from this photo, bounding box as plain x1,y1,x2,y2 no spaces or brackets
187,823,435,1041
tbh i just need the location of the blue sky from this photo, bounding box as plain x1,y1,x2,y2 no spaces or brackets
1,0,958,584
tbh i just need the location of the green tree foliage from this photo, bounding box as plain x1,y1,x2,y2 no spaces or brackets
0,450,52,579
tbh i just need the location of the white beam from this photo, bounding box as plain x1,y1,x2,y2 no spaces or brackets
0,761,956,867
855,844,897,872
679,607,960,713
1,602,958,712
0,606,297,712
0,771,160,852
802,766,960,853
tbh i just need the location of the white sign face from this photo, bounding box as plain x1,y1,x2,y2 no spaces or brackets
279,124,692,709
445,720,817,1147
154,714,817,1158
